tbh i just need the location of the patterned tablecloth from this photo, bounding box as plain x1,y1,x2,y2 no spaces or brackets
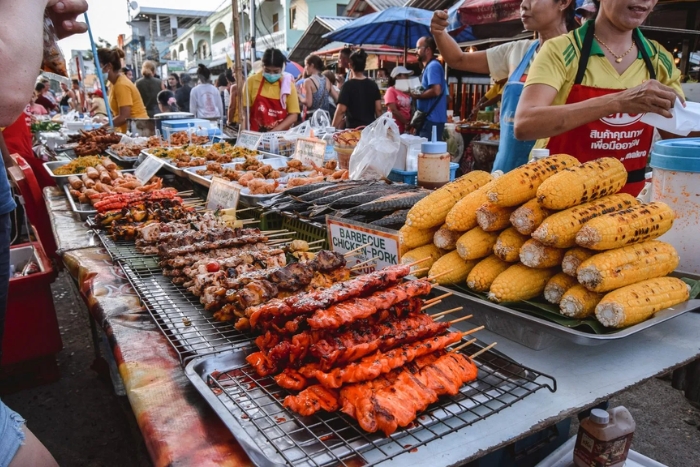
44,187,252,466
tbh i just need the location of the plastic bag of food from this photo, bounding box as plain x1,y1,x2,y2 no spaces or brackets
283,121,312,142
308,110,331,134
348,112,400,180
42,14,68,77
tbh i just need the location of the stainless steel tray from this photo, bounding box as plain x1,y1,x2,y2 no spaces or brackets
62,184,97,220
140,149,187,177
44,160,75,186
185,337,556,467
436,285,700,350
105,148,138,167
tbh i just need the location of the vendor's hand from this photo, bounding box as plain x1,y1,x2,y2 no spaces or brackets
614,80,684,119
46,0,89,39
431,10,450,35
410,90,422,99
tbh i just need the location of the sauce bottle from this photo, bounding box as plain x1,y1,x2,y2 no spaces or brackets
417,126,450,189
574,407,636,467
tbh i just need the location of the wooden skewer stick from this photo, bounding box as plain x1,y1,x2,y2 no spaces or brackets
410,267,430,275
241,219,260,225
306,239,326,246
177,190,194,195
344,242,373,257
450,338,477,354
350,257,379,270
267,232,295,238
406,257,433,268
449,314,474,325
267,238,294,245
428,269,455,282
429,306,463,318
236,207,257,213
424,292,453,306
421,301,442,312
433,315,445,322
461,325,485,337
261,230,288,234
470,342,497,360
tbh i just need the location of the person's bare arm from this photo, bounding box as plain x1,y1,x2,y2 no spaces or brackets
332,104,347,129
227,84,237,123
328,81,339,101
374,100,383,119
387,103,408,125
430,10,490,74
302,80,314,108
112,106,132,128
414,84,442,101
272,113,298,131
514,80,681,141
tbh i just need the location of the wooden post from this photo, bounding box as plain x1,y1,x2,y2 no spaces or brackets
232,0,246,130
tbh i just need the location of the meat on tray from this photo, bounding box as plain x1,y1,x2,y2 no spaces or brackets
158,234,269,259
159,244,271,270
139,228,262,255
136,214,226,245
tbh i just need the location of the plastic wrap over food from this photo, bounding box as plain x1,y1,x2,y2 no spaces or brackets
43,15,68,77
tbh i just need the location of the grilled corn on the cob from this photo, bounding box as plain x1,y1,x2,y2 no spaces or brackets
532,194,638,248
433,225,463,251
544,272,578,304
519,239,566,269
488,264,557,303
537,157,628,210
595,277,690,328
401,244,443,277
476,203,517,232
561,247,594,277
577,240,679,292
467,255,511,292
510,198,553,235
428,250,479,285
399,224,438,251
445,179,497,231
406,171,492,229
486,154,580,206
493,227,528,262
456,226,501,261
560,285,604,318
575,202,675,250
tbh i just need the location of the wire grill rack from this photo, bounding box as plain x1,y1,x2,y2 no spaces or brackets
188,342,557,467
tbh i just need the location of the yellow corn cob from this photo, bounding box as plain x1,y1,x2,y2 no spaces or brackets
433,225,463,250
595,277,690,328
577,240,679,293
401,244,443,277
466,255,511,292
456,226,500,261
559,285,604,318
519,239,566,269
544,272,578,304
445,179,497,231
476,203,517,232
488,264,557,303
486,154,580,207
406,171,492,229
561,247,594,277
428,250,479,285
510,198,552,235
493,227,529,262
532,194,638,248
399,224,438,251
537,157,628,210
575,202,675,250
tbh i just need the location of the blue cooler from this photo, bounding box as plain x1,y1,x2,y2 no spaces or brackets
160,118,221,141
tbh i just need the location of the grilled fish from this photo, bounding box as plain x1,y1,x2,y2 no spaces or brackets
370,210,410,227
348,190,430,214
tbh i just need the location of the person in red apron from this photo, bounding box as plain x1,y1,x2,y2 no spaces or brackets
245,48,300,132
514,0,695,196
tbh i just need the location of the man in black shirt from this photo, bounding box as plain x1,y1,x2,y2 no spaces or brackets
175,73,192,113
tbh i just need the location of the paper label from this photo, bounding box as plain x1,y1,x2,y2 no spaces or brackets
293,137,326,167
573,428,633,467
327,216,400,273
236,130,263,150
134,155,165,184
207,176,241,211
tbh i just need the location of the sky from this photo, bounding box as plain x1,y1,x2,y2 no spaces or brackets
58,0,226,57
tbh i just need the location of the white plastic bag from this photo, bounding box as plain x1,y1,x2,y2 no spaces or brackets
283,121,311,142
309,110,331,134
349,112,401,180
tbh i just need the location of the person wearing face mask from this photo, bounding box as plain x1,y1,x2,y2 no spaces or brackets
431,0,578,171
96,47,148,133
243,48,300,132
190,64,223,120
384,66,413,133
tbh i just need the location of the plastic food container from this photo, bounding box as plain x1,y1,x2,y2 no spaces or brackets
650,138,700,274
417,126,450,189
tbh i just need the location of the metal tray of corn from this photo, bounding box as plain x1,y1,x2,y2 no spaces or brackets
436,285,700,350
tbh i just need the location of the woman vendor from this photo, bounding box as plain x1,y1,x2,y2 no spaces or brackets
431,0,577,172
514,0,692,195
97,47,149,133
244,48,300,132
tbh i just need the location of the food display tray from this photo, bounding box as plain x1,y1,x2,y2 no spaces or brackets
184,157,293,189
185,335,556,467
44,160,75,186
63,184,97,220
436,285,700,350
105,148,138,167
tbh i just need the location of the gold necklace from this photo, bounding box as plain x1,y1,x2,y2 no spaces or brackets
594,33,636,63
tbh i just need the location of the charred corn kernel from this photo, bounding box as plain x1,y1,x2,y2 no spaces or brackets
428,250,479,285
488,264,557,303
532,194,638,248
456,226,500,261
544,273,578,304
595,277,690,328
406,171,492,229
401,244,443,277
561,247,594,277
519,239,566,269
575,202,675,250
467,255,511,292
445,179,497,231
476,203,517,232
493,227,529,262
487,154,580,207
537,157,628,210
433,225,463,250
559,285,604,318
399,224,438,251
577,240,679,293
510,198,552,235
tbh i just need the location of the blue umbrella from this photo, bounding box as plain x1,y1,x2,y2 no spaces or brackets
323,7,474,48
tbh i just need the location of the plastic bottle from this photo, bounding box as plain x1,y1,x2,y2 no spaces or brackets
574,407,636,467
322,127,336,161
529,148,550,163
417,126,450,189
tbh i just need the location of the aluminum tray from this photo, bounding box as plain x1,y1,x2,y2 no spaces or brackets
186,338,556,467
436,285,700,350
105,148,138,167
62,183,97,220
44,160,76,186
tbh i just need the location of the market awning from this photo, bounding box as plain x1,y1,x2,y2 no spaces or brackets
288,16,354,64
